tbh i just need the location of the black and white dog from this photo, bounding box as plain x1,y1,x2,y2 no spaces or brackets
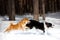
26,20,53,33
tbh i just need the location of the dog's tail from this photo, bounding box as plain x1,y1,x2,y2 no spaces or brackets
4,23,13,32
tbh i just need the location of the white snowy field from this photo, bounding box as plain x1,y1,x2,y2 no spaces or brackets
0,12,60,40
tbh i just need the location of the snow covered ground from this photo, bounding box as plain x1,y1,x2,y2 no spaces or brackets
0,12,60,40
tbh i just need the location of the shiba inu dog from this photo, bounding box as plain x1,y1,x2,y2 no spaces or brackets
4,18,30,32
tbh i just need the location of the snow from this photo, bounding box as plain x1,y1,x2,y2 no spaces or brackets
0,28,60,40
0,12,60,40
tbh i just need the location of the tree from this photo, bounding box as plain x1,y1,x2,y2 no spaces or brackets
51,0,55,12
18,0,23,15
33,0,39,21
54,0,57,12
49,0,52,12
8,0,15,20
0,0,5,16
42,0,45,20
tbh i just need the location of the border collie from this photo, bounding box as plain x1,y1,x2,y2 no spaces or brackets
26,20,53,33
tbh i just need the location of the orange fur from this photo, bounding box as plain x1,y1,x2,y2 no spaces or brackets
4,18,30,32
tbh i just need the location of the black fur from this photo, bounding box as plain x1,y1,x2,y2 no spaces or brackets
26,20,53,33
45,22,53,28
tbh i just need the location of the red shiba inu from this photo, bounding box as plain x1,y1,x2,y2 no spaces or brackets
4,18,30,32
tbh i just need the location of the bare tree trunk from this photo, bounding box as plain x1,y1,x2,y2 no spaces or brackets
39,0,42,16
18,0,23,15
51,0,55,12
8,0,15,20
30,0,33,13
33,0,39,21
0,0,5,16
11,0,15,20
45,0,48,13
42,0,45,20
54,0,57,12
49,0,52,12
59,0,60,11
57,0,60,11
